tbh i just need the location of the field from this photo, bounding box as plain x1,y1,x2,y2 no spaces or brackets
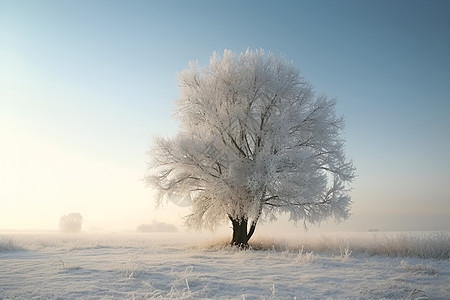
1,231,449,299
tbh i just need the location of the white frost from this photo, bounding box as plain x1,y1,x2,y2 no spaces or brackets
1,231,449,299
147,49,355,235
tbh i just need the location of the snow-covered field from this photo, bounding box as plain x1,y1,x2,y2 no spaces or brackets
1,231,449,299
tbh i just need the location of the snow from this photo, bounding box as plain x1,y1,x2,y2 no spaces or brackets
1,232,449,299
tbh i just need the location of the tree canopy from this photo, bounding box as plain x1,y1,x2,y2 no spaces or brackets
147,49,355,246
59,212,83,233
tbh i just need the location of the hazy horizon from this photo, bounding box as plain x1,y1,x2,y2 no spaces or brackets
1,0,449,233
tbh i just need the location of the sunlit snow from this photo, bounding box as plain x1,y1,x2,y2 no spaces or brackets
1,231,449,299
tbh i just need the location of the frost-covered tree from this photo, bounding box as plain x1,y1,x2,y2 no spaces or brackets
147,49,355,247
59,213,83,233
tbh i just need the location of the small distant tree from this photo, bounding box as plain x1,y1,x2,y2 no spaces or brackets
59,213,83,233
147,49,355,247
137,221,178,233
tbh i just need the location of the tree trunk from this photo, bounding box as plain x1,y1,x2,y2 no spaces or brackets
229,217,257,248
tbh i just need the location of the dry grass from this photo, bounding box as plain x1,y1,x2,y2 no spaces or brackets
200,231,450,259
0,236,23,251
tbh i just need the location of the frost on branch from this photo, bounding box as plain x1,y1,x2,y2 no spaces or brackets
146,49,355,245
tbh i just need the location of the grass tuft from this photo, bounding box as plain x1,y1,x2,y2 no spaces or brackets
0,235,23,251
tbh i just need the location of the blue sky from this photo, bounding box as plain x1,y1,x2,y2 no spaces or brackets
1,0,449,232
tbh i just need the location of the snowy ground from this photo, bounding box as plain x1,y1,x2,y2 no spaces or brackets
1,232,449,299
